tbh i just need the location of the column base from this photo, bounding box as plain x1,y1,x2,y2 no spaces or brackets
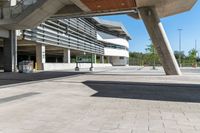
89,67,94,72
75,67,80,71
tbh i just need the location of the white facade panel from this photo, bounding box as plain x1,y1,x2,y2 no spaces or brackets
97,31,129,48
10,0,17,6
43,63,112,71
104,48,129,57
111,56,128,66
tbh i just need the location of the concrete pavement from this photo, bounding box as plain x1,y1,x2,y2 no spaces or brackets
0,66,200,133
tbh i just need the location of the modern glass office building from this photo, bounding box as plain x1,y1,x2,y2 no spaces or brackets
1,17,131,70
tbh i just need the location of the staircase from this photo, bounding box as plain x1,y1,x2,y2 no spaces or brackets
0,0,72,29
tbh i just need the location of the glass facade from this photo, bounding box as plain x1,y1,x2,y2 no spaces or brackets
22,18,104,55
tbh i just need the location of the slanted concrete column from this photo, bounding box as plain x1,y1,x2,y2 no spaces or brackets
63,49,70,63
36,44,46,70
100,55,104,63
4,30,17,72
139,7,181,75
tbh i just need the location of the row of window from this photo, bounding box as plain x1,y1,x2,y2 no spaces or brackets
22,18,104,55
104,43,128,51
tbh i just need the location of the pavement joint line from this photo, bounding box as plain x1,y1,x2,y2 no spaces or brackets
0,67,200,133
87,73,166,76
137,66,145,70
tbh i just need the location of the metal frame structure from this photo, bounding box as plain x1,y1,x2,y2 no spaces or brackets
22,18,104,55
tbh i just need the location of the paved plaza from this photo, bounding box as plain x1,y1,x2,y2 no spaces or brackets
0,66,200,133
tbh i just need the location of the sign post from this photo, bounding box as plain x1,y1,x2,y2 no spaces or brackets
75,54,94,71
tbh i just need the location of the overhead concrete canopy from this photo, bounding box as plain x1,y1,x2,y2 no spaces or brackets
91,17,131,40
0,0,9,7
135,0,197,18
0,0,197,29
54,0,197,18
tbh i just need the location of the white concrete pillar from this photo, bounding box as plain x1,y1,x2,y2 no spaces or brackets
36,44,46,70
107,56,111,64
4,30,17,72
94,54,96,64
63,49,71,63
139,7,181,75
90,53,94,71
0,48,3,67
100,55,104,63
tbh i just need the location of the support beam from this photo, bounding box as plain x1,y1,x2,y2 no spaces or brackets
70,0,90,12
36,44,46,70
94,54,96,64
63,48,71,63
139,7,181,75
107,56,111,64
90,53,94,71
100,55,104,63
3,30,17,72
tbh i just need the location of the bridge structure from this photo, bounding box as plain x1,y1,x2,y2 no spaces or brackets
0,0,197,75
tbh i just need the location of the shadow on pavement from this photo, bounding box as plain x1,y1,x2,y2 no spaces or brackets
0,92,40,104
83,81,200,103
0,71,85,87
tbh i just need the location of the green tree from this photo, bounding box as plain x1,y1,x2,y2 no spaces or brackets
145,44,160,68
145,44,155,54
129,52,145,66
188,49,198,66
174,51,185,61
174,51,185,66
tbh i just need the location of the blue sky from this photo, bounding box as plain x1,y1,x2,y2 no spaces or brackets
100,1,200,54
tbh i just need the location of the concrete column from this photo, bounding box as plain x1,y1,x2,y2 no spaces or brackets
3,30,17,72
107,56,112,64
94,54,96,64
36,44,46,70
139,7,181,75
0,48,4,68
63,49,70,63
100,55,104,63
107,56,109,63
90,53,94,71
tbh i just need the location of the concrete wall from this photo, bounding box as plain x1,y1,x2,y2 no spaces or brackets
43,63,112,71
104,48,129,57
111,56,128,66
97,31,129,48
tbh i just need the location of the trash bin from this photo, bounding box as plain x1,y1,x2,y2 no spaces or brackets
19,61,34,73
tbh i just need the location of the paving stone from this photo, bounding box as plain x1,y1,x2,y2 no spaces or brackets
0,67,200,133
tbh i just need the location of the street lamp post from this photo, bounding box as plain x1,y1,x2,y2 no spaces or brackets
153,46,156,70
195,40,198,67
149,38,156,70
195,40,197,54
178,29,183,67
